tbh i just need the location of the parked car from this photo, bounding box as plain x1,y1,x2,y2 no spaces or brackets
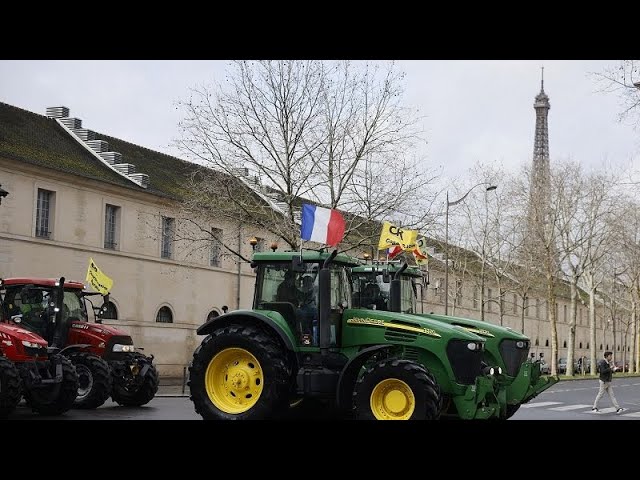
557,357,567,375
539,360,551,375
614,360,629,373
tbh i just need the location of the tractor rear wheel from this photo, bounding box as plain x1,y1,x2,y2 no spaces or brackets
353,358,441,420
189,323,291,420
0,356,22,419
28,355,78,416
111,353,159,406
69,352,112,409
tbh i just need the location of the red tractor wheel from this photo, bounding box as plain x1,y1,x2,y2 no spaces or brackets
0,356,22,419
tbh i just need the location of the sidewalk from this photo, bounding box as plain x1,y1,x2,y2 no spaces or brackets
156,376,190,397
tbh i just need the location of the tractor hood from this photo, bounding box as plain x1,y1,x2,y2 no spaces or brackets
345,309,485,342
420,313,529,341
70,320,131,339
0,323,48,346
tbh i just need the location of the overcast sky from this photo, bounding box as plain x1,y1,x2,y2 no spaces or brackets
1,60,638,187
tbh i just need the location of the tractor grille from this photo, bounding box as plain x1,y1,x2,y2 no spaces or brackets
384,329,418,343
446,340,483,385
499,339,530,377
103,335,133,361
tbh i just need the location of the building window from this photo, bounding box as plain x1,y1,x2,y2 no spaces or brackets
535,299,540,319
473,287,478,309
587,342,589,349
545,339,549,347
161,217,175,259
579,342,582,349
104,204,120,250
102,301,118,320
512,294,517,314
535,338,539,346
600,344,603,350
35,188,54,239
210,227,223,267
455,280,463,306
579,307,582,325
555,303,559,321
563,304,567,322
206,310,219,322
563,340,567,348
437,278,445,303
156,306,173,323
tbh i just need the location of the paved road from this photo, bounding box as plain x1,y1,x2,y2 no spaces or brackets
8,377,640,420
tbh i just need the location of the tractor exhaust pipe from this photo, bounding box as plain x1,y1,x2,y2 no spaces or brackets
51,277,66,349
319,250,338,357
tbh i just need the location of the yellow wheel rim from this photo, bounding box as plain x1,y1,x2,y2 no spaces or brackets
370,378,415,420
205,348,264,414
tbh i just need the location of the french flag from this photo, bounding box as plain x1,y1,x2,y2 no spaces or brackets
300,203,346,247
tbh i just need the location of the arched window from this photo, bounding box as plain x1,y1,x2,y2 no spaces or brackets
563,340,567,348
617,345,620,351
156,306,173,323
579,342,582,349
206,310,220,322
606,344,609,350
545,339,549,347
102,301,118,320
587,342,590,349
535,338,539,346
599,344,603,350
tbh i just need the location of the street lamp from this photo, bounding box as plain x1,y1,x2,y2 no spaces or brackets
444,183,497,315
249,236,258,251
270,241,278,252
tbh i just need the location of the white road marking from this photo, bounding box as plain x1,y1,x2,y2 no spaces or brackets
549,404,592,411
521,401,563,408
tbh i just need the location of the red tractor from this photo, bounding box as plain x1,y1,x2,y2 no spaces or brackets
0,277,159,409
0,322,78,417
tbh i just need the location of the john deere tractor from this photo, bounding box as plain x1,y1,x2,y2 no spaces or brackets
351,261,559,419
0,290,78,416
0,277,158,409
189,249,507,420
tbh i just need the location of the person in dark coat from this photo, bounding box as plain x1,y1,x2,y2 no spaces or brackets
592,351,623,413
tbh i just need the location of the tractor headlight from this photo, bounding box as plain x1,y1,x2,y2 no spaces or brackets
21,340,44,349
497,366,503,375
113,344,135,352
467,342,478,351
516,340,528,349
482,366,495,376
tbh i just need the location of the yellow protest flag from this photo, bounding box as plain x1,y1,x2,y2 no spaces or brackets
377,221,418,251
85,257,113,295
413,236,429,266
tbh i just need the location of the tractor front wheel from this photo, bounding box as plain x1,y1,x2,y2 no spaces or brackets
0,356,22,419
354,358,441,420
28,355,78,416
111,353,159,406
69,352,112,409
189,324,291,420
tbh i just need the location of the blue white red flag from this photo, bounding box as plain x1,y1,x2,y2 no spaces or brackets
300,204,346,247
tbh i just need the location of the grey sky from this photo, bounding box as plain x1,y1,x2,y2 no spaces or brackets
1,60,637,186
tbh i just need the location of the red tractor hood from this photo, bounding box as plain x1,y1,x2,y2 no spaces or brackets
0,323,49,346
70,321,130,339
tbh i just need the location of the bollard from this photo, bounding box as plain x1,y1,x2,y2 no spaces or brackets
182,366,188,395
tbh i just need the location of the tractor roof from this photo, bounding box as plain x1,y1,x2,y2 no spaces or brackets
0,277,85,290
252,250,361,267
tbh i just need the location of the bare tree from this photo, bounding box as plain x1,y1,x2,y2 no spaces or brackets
175,60,435,255
592,60,640,128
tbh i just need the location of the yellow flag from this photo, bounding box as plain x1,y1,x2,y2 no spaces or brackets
378,221,418,251
411,236,427,266
85,257,113,295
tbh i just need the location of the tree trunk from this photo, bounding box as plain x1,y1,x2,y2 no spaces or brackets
567,281,577,376
589,285,597,378
547,274,559,376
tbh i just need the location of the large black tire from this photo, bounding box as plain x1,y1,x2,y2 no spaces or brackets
189,324,292,420
354,358,441,420
111,353,159,407
27,355,78,416
0,356,22,419
68,352,113,409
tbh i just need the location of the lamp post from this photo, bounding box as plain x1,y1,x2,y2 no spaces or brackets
249,236,258,251
444,183,497,315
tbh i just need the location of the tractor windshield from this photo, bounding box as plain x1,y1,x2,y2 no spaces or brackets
62,290,88,322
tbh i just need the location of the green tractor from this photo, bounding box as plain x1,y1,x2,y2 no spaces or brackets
189,249,507,420
351,261,559,419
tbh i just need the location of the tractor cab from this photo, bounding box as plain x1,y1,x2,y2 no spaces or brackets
252,250,354,347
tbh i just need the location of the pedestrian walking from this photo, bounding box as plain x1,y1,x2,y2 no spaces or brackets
592,351,624,413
